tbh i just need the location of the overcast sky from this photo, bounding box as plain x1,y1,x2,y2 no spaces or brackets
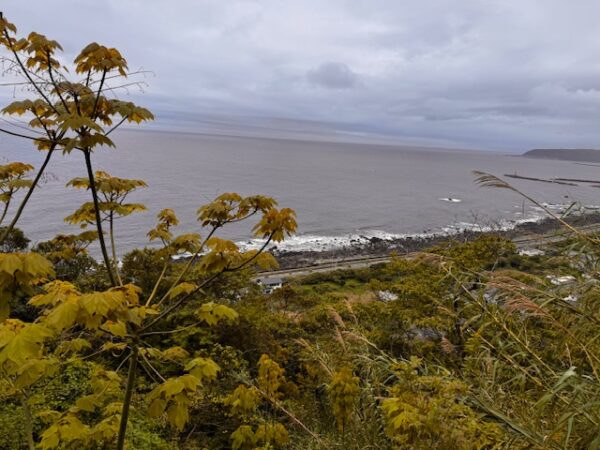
5,1,600,151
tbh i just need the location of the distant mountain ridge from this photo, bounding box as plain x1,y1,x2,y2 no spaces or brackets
523,148,600,163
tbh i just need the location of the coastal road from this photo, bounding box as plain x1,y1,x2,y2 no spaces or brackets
255,224,600,283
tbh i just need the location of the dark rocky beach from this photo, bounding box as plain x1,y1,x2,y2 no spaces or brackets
272,213,600,270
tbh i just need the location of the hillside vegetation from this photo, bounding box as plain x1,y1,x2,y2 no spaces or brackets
0,14,599,450
2,230,600,449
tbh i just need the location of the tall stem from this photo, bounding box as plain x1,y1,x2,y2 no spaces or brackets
0,148,54,246
83,149,116,286
109,211,123,285
116,343,139,450
145,263,168,306
0,196,10,226
21,391,35,450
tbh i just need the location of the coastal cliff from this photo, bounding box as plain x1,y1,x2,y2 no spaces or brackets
523,148,600,162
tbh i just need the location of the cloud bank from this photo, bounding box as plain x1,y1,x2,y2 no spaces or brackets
4,1,600,150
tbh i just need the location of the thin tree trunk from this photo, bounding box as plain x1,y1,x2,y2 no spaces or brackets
21,391,35,450
116,344,139,450
0,197,10,226
0,148,54,246
83,149,116,286
109,211,123,285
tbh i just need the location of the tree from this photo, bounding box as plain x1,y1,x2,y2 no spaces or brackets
65,171,147,284
0,162,33,226
0,226,29,253
0,12,153,286
0,13,297,450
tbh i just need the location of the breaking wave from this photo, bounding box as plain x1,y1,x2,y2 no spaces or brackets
238,202,600,254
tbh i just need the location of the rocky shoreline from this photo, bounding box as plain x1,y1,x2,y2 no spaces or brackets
272,213,600,270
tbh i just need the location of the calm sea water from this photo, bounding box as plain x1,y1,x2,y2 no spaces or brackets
2,129,600,254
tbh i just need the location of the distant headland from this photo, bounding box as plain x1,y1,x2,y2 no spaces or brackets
523,148,600,163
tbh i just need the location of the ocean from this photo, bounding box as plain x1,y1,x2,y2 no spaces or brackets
2,129,600,255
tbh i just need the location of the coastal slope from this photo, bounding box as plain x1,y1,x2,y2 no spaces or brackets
523,148,600,162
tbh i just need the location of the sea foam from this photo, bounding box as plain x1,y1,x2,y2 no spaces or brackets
237,202,599,254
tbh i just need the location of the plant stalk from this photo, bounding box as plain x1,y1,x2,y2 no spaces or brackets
0,196,10,226
83,149,116,286
109,211,123,285
116,343,139,450
0,147,55,246
21,391,35,450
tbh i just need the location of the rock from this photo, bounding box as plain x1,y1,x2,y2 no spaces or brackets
408,327,442,342
377,290,398,302
547,275,576,285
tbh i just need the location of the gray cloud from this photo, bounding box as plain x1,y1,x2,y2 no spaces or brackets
307,62,357,89
4,1,600,150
